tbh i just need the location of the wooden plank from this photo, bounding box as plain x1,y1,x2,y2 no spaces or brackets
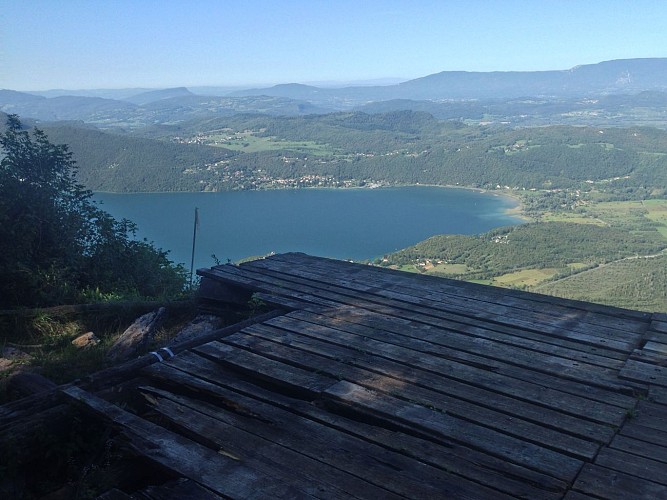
256,316,627,431
650,319,667,333
280,310,634,419
563,492,599,500
291,253,653,322
620,359,667,387
324,380,585,482
141,387,407,500
135,478,221,500
144,385,514,500
307,308,637,408
193,340,338,398
572,463,667,499
631,400,667,431
620,422,667,448
643,330,667,343
629,347,667,365
650,386,667,405
198,266,342,310
60,386,318,498
205,263,640,354
262,253,651,323
252,254,650,333
144,354,568,498
291,306,627,370
610,434,667,464
216,332,603,461
594,447,667,486
643,340,667,355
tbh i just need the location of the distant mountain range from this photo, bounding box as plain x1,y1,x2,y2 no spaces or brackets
2,58,667,128
230,58,667,102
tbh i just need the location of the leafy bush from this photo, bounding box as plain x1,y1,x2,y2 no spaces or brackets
0,115,186,307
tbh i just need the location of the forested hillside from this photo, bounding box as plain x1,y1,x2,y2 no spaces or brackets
8,107,667,310
37,111,667,195
380,199,667,311
40,124,235,192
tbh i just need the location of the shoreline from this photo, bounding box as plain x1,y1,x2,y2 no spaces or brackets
93,183,529,220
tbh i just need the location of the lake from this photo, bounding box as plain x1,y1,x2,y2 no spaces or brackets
94,186,521,270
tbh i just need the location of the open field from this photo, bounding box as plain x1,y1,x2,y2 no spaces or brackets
392,262,471,275
492,268,561,287
585,200,667,237
535,253,667,312
204,131,337,155
643,199,667,238
540,212,606,225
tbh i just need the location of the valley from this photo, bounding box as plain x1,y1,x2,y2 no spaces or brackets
3,58,667,311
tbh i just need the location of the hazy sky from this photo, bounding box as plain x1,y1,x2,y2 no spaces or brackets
2,0,666,90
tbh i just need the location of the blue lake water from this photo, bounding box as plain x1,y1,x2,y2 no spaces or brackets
94,186,521,270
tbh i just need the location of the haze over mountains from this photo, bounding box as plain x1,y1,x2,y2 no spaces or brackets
2,58,667,129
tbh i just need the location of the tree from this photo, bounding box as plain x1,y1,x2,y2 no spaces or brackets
0,115,186,307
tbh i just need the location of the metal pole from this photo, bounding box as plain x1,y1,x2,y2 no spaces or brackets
190,207,199,289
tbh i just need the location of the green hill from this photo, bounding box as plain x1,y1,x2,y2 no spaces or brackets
534,253,667,312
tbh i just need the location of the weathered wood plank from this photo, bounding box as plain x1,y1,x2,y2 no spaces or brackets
650,319,667,334
572,463,667,499
629,347,667,365
650,386,667,405
144,354,568,498
204,263,640,354
643,340,667,355
620,422,667,448
324,380,584,482
277,310,633,421
307,307,637,408
251,317,626,433
251,254,649,333
146,385,515,499
193,341,338,398
214,332,602,461
134,477,222,500
594,447,667,486
619,359,667,387
563,491,599,500
141,388,406,500
631,400,667,431
610,434,667,463
642,330,667,343
267,253,652,321
290,306,626,370
60,386,317,498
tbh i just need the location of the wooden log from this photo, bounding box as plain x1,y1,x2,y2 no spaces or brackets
61,386,315,498
107,307,167,362
6,371,58,397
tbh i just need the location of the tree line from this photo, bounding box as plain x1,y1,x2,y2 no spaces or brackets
0,116,186,307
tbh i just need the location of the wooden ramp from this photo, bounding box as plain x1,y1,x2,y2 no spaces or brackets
64,253,667,498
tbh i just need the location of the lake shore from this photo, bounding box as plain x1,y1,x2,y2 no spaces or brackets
95,186,521,268
94,182,529,221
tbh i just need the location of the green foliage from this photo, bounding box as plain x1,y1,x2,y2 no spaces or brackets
535,253,667,312
0,115,186,307
385,221,667,279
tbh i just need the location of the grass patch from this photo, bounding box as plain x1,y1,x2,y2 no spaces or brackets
0,301,198,400
205,132,337,156
541,212,606,225
536,253,667,312
493,268,560,287
643,199,667,239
